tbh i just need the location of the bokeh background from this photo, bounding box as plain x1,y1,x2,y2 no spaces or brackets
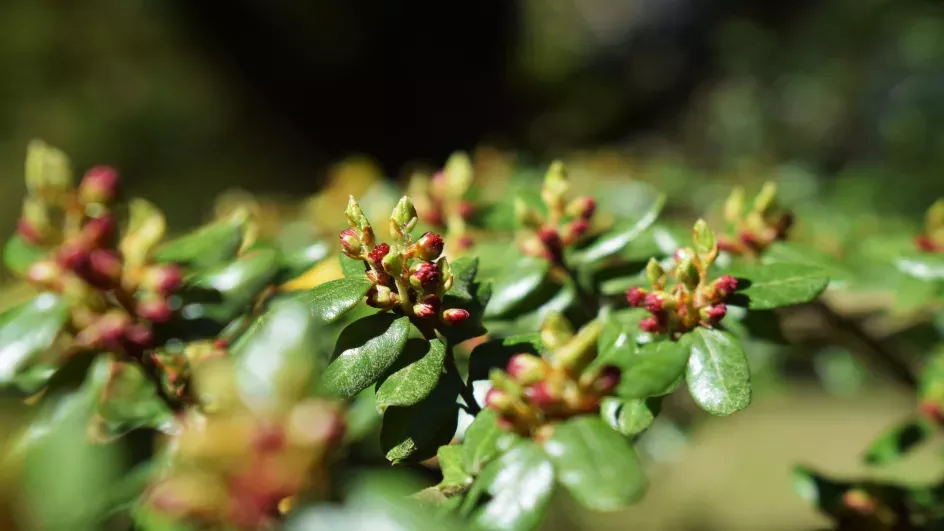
3,0,944,529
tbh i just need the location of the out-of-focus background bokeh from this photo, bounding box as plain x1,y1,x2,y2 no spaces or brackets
2,0,944,529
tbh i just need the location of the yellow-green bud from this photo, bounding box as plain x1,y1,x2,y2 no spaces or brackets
646,258,667,290
443,151,474,198
389,196,418,239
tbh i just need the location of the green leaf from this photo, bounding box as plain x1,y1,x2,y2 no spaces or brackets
277,241,329,282
91,358,174,438
467,335,544,384
154,212,247,269
727,262,829,310
615,340,690,399
4,235,47,277
896,253,944,280
763,241,852,282
232,299,320,411
544,417,646,511
601,397,662,437
863,418,934,466
340,253,367,278
439,445,473,488
449,257,480,303
684,328,752,416
304,277,374,323
467,441,555,531
593,308,650,370
322,314,411,398
484,257,550,318
181,248,280,323
463,409,519,475
572,193,666,265
381,375,461,462
0,293,70,390
375,338,446,411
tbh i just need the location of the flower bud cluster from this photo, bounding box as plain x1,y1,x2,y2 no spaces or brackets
339,196,469,325
485,320,617,439
408,151,477,250
16,144,183,354
145,364,346,528
516,161,596,264
626,220,737,337
916,198,944,253
717,182,794,256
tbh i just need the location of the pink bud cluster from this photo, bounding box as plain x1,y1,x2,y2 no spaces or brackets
485,352,620,439
340,217,469,325
626,274,738,336
718,212,794,256
521,196,596,264
20,166,184,354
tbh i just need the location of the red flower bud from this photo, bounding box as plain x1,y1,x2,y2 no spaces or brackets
739,230,760,249
137,298,174,323
145,264,183,296
81,214,117,248
368,243,390,266
16,218,43,246
339,228,364,258
917,235,942,253
213,338,230,350
78,165,119,205
422,209,444,227
506,353,545,384
413,294,441,319
56,241,91,271
415,231,444,261
252,423,286,453
565,219,590,243
705,303,727,324
410,261,440,290
713,275,739,298
442,308,470,325
594,365,622,394
456,235,474,250
125,323,154,349
459,200,475,220
921,400,944,424
524,381,558,409
85,249,123,288
485,387,511,410
576,197,596,220
537,227,563,263
644,292,665,313
626,286,647,307
639,316,662,334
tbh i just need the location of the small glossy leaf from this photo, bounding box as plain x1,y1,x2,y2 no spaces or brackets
727,262,829,310
4,235,47,277
439,445,473,488
340,253,367,278
896,253,944,280
544,417,646,510
463,409,519,475
182,249,280,323
601,397,662,437
322,314,411,398
0,293,70,388
467,335,544,384
304,277,374,323
375,339,446,411
484,257,550,318
232,299,320,411
572,193,665,265
467,441,555,531
90,358,174,438
864,418,934,466
448,257,479,303
763,241,852,282
278,241,329,282
154,211,247,268
684,328,752,416
593,308,650,370
615,340,690,399
381,375,460,463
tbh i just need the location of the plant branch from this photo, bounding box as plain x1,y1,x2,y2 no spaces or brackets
812,300,917,389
